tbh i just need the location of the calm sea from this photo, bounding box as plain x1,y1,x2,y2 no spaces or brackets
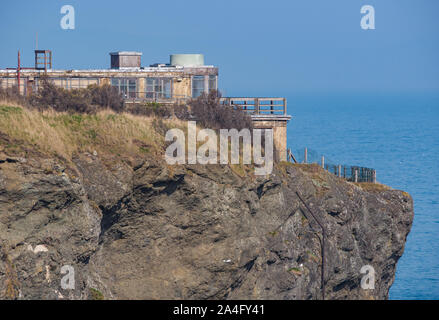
285,92,439,300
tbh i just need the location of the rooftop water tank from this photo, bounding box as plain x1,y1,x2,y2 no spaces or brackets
170,54,204,67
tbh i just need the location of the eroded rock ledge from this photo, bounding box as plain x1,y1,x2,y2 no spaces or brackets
0,152,413,300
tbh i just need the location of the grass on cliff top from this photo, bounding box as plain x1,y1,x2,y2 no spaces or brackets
0,102,186,161
353,182,392,192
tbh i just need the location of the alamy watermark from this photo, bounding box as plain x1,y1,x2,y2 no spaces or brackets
165,121,274,175
361,5,375,30
360,265,375,290
58,4,373,31
60,5,75,30
60,265,75,290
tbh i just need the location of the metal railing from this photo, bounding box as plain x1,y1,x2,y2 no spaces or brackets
123,94,288,116
287,147,377,183
219,97,287,115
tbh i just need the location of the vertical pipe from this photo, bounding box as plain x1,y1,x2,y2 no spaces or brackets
321,156,325,169
204,75,209,94
354,169,358,183
304,147,308,164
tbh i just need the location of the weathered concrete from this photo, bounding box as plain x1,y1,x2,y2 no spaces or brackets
252,116,291,162
0,67,218,98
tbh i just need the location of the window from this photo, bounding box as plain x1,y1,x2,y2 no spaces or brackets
192,75,205,98
208,75,217,92
0,77,14,90
33,77,99,91
192,75,217,97
145,78,172,99
111,78,137,98
0,77,27,94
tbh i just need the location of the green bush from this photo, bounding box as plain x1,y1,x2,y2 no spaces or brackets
89,288,104,300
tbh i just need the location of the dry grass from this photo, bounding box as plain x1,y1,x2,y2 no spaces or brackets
0,101,185,162
0,101,268,172
353,182,392,192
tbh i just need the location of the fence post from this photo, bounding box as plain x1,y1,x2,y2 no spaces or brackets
321,156,325,169
304,147,308,164
372,170,377,184
354,169,358,183
338,165,341,177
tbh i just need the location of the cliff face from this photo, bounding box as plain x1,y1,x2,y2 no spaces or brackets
0,149,413,300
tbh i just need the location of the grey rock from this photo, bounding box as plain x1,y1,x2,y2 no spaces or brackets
0,155,413,300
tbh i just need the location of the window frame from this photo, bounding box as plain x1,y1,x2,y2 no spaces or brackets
145,77,172,99
111,78,138,99
192,75,205,98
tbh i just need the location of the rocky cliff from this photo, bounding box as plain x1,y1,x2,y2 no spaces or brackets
0,145,413,300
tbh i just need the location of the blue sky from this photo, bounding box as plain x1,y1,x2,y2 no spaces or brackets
0,0,438,96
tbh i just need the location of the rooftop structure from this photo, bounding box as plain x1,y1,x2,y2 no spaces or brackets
110,51,142,69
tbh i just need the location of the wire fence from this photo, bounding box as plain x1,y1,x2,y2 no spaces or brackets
287,147,376,183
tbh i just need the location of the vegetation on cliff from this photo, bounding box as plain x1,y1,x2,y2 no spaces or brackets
0,103,183,162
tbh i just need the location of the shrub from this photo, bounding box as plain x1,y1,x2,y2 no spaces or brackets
128,102,172,118
89,288,104,300
86,84,124,112
187,90,253,130
173,103,190,120
0,86,28,106
29,77,93,113
26,77,124,114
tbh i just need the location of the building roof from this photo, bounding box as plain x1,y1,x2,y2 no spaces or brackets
109,51,142,56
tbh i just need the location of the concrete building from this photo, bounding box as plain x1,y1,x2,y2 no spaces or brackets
0,50,291,161
0,51,218,102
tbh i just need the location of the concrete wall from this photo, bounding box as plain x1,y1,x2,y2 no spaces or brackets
252,119,288,162
173,76,192,98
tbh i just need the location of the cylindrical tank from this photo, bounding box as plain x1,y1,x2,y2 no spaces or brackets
170,54,204,67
